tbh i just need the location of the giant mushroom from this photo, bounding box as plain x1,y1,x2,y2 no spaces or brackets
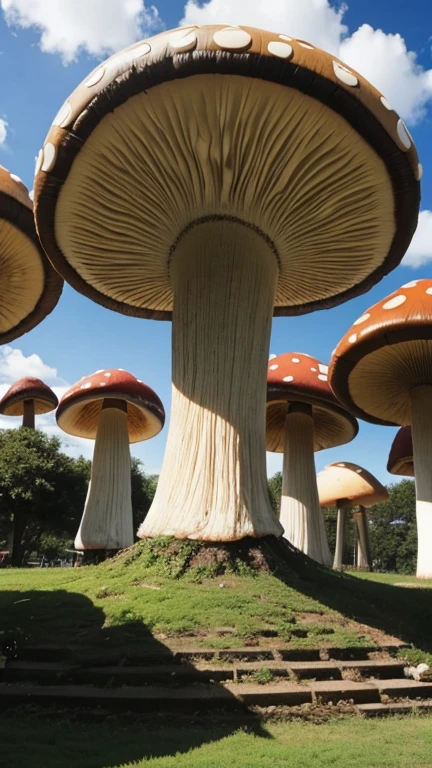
0,377,58,428
34,24,419,543
266,353,358,565
317,462,388,570
329,280,432,576
388,426,414,478
57,370,164,551
0,165,62,342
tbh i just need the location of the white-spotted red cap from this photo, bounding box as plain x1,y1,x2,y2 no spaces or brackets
266,352,358,452
57,369,164,442
317,462,388,508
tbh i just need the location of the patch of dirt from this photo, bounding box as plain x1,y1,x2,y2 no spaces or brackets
186,540,273,572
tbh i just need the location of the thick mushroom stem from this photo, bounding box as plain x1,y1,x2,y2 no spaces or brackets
354,506,371,570
22,399,35,428
280,403,332,565
75,400,133,550
410,385,432,578
139,220,282,541
333,503,347,570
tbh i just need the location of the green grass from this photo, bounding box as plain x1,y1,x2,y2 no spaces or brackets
2,715,432,768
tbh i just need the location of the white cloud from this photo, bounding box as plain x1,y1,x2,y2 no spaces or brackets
0,0,162,64
181,0,432,124
403,211,432,268
0,118,7,147
0,346,58,383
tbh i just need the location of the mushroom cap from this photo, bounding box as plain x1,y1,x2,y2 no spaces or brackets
0,377,58,416
266,352,358,452
34,24,419,320
329,279,432,426
317,462,389,508
387,426,414,477
56,369,165,442
0,165,63,343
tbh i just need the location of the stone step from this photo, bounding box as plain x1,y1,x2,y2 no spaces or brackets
377,679,432,700
358,701,432,717
309,680,381,705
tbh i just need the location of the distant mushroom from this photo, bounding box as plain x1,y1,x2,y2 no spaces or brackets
57,370,164,551
266,353,358,565
0,165,62,343
34,24,419,543
317,462,388,570
0,377,58,428
329,279,432,577
387,426,414,478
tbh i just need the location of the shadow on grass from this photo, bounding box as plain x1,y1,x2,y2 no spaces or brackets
0,588,269,768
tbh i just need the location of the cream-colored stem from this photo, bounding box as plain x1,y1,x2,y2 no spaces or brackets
333,504,347,570
354,506,371,570
75,405,133,550
139,220,283,541
410,385,432,578
23,400,35,429
280,406,332,565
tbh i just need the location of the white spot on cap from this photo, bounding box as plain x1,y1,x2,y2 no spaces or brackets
118,368,125,371
332,61,358,87
100,382,106,387
269,354,277,360
337,463,346,467
279,34,292,41
292,358,300,363
137,380,143,383
53,101,72,128
348,333,357,344
95,369,105,373
268,41,293,59
80,382,92,390
402,281,417,288
318,364,328,374
169,29,197,52
318,374,328,381
416,163,423,181
311,367,317,372
213,27,251,51
397,119,411,150
35,149,44,175
380,96,392,111
10,173,23,184
41,143,56,173
86,67,105,87
353,313,370,326
298,41,314,49
382,294,406,310
104,372,112,377
426,288,432,296
283,375,294,382
356,469,363,473
269,364,279,370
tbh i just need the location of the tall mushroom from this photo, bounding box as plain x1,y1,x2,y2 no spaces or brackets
57,370,164,551
317,462,388,570
34,24,419,543
266,353,358,565
0,165,62,342
329,279,432,577
388,426,414,478
0,377,58,428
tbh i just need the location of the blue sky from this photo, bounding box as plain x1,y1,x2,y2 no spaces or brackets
0,0,431,483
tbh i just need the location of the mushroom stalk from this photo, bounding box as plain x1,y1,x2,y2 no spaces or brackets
75,402,133,550
139,220,282,541
333,503,347,570
22,399,35,429
280,404,332,565
354,506,371,570
410,385,432,578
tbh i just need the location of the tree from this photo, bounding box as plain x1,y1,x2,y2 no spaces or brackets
368,480,417,574
267,472,282,516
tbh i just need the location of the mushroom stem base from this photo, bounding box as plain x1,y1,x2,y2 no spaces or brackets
75,407,133,550
139,219,282,541
411,385,432,578
281,409,332,566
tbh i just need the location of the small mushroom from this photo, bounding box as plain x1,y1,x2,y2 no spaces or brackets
34,25,419,542
0,377,58,428
267,353,358,565
0,165,62,343
330,279,432,577
57,370,164,551
317,462,388,570
387,426,414,477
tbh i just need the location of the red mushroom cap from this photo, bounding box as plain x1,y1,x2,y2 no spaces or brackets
317,461,389,508
56,369,164,442
266,352,358,452
0,377,58,416
329,279,432,426
387,426,414,477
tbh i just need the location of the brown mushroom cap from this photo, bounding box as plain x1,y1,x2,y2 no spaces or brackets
56,369,165,442
0,377,58,416
317,462,389,508
266,352,358,452
387,426,414,477
0,165,63,343
34,24,419,320
329,279,432,426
